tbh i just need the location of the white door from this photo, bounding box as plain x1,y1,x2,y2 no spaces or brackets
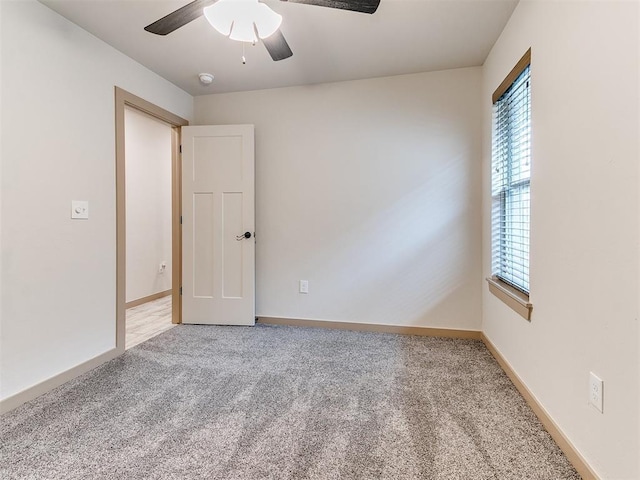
181,125,255,325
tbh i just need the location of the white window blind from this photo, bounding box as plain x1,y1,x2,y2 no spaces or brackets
491,63,531,294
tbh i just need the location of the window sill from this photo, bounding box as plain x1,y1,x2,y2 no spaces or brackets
486,277,532,321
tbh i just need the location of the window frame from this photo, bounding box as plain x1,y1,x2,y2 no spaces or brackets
487,49,533,321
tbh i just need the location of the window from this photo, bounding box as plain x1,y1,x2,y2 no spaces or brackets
487,49,533,320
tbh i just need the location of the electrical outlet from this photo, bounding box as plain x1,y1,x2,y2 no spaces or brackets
589,372,603,413
159,261,167,274
299,280,309,294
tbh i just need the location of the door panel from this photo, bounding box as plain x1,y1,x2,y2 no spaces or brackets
182,125,255,325
222,192,244,299
193,192,214,298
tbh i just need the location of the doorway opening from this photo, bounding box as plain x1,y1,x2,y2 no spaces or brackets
114,87,189,353
124,106,173,348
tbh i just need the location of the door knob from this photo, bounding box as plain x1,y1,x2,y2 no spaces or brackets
236,232,252,241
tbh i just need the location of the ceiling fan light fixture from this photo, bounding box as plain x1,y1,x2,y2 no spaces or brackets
203,0,282,43
253,3,283,39
228,19,256,43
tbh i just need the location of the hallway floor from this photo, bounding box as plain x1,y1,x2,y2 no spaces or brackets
126,295,174,349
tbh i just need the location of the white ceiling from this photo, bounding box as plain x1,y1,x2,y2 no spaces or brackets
40,0,518,96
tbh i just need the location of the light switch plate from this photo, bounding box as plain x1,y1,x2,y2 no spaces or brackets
71,200,89,219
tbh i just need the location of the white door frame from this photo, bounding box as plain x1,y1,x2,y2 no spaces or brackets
114,87,189,353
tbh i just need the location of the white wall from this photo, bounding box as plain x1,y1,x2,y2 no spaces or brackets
195,68,482,330
0,1,4,365
481,1,639,478
0,0,192,401
125,107,172,303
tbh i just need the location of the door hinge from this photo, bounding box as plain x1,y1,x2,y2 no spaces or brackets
180,286,182,295
179,145,182,153
180,215,183,225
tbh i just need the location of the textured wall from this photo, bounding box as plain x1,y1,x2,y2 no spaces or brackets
125,107,172,303
195,68,483,331
481,1,639,478
0,0,192,400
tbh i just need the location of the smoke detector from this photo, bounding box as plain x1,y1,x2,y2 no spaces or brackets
198,73,214,85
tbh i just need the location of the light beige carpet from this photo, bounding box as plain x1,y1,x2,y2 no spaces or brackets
1,324,579,479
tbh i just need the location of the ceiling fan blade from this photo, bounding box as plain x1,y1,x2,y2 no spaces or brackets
144,0,217,36
281,0,380,14
262,30,293,61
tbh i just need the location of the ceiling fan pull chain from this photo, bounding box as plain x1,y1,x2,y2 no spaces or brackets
242,42,246,65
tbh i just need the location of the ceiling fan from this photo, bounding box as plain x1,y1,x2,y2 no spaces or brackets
144,0,380,62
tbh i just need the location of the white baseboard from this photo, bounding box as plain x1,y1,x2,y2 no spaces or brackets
0,347,121,414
